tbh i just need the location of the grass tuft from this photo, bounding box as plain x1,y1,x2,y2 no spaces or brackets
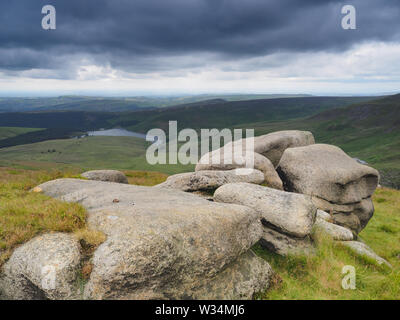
0,168,96,267
124,170,168,186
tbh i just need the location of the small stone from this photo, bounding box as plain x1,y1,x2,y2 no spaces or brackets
0,233,81,300
81,170,129,184
340,241,392,268
313,218,354,241
316,209,332,222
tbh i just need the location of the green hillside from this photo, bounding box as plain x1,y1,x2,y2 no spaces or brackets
0,96,373,149
112,96,375,132
0,127,43,140
0,136,192,175
0,94,315,113
239,95,400,188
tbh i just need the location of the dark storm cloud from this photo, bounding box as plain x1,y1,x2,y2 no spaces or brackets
0,0,399,76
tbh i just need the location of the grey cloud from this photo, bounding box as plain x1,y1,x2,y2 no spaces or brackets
0,0,399,77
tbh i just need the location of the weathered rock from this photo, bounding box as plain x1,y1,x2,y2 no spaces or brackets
224,130,315,167
315,209,355,240
278,144,379,232
332,213,362,234
311,197,374,233
191,191,214,201
278,144,379,204
81,170,129,184
155,169,264,192
354,198,375,229
313,218,354,241
340,241,392,268
260,227,314,256
214,183,316,238
196,151,283,190
163,250,273,299
34,178,268,300
0,233,81,300
316,209,332,222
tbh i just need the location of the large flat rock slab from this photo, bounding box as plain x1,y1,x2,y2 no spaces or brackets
34,178,267,300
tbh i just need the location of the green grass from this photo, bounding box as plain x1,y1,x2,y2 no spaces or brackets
0,136,193,175
124,170,169,186
254,187,400,300
0,127,43,141
0,166,169,267
0,168,87,265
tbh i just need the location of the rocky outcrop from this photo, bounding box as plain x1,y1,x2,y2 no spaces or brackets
2,178,272,300
196,151,283,190
1,130,385,300
214,183,316,255
155,169,264,193
81,170,129,184
277,144,379,233
0,233,81,300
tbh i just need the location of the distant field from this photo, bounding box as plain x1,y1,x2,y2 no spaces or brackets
0,127,43,141
0,122,398,187
0,136,193,175
0,94,315,113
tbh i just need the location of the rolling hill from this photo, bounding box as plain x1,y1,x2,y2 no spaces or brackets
0,96,373,149
239,94,400,188
0,127,44,141
111,96,376,132
0,94,315,113
0,94,398,187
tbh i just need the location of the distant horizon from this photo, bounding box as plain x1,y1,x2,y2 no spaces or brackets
0,91,396,99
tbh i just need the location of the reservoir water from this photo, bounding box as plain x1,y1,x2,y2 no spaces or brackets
87,128,148,139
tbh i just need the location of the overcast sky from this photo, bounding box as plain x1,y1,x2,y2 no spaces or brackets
0,0,399,96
